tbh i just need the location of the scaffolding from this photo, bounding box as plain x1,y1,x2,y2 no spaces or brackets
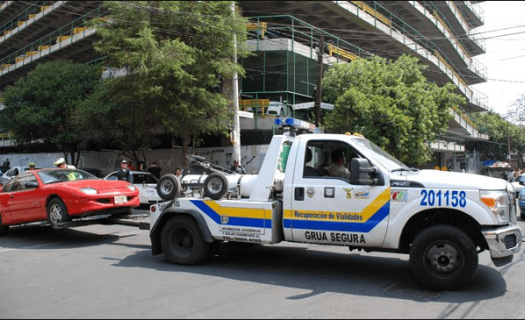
241,15,372,122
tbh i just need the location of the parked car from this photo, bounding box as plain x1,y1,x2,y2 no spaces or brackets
0,168,140,236
518,188,525,220
78,167,105,178
0,166,39,185
511,174,525,198
104,171,162,205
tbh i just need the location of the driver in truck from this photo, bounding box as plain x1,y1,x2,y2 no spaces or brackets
329,148,350,178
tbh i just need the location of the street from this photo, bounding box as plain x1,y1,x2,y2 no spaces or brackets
1,208,525,319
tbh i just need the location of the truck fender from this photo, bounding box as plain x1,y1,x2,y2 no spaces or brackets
383,190,492,250
150,208,215,256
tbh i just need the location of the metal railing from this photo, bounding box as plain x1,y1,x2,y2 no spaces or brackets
0,6,105,72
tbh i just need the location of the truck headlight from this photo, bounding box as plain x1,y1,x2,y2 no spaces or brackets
480,190,510,223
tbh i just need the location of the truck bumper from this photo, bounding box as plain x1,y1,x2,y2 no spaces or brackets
482,225,522,265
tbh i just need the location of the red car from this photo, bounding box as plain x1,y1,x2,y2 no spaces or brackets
0,168,140,236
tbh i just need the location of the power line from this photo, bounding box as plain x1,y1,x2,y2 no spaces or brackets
7,2,525,88
485,78,525,84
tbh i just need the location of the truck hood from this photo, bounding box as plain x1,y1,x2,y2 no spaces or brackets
390,169,510,191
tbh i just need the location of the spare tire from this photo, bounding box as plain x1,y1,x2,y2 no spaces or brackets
156,174,181,201
204,172,228,200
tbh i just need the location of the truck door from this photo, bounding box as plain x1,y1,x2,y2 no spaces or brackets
286,140,390,247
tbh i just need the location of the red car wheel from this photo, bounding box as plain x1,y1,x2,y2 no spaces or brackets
47,198,71,229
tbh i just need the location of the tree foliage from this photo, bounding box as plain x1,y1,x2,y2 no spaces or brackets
86,1,250,166
76,77,164,166
321,54,465,165
467,111,525,165
506,94,525,126
0,61,102,165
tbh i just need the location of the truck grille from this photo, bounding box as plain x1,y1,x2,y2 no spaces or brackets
504,234,518,249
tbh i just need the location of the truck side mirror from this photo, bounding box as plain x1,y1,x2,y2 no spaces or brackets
350,158,380,186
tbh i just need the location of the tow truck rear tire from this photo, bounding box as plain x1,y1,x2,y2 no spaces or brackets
204,172,228,200
161,216,211,265
0,216,9,236
410,225,478,291
47,198,71,229
157,174,181,201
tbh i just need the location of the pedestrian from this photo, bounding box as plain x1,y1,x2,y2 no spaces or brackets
54,157,75,169
2,158,9,167
230,160,246,174
29,162,36,170
148,161,161,179
175,167,182,180
116,159,133,183
53,157,77,180
138,161,147,172
128,160,136,171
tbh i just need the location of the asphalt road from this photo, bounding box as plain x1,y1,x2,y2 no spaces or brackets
1,208,525,319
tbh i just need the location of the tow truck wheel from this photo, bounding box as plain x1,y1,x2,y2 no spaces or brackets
203,172,228,200
157,174,181,201
410,225,478,291
47,198,71,229
0,215,9,236
161,216,211,265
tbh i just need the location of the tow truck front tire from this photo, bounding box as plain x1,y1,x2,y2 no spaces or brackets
161,216,211,265
0,215,9,236
410,225,478,291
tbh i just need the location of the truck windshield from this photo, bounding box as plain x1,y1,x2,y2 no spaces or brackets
352,137,409,172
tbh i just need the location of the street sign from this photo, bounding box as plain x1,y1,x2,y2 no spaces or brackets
292,102,334,110
238,110,254,119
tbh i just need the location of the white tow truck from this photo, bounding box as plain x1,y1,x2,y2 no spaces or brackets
150,118,522,290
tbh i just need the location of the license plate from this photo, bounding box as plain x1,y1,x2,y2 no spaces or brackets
114,195,127,204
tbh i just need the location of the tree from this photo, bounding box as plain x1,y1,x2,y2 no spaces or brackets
75,77,164,168
0,61,102,166
506,94,525,126
87,1,250,167
321,54,465,165
467,111,525,167
506,94,525,167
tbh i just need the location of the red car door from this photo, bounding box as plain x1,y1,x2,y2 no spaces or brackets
6,173,44,223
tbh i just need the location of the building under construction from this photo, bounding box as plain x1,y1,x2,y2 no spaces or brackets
0,1,490,172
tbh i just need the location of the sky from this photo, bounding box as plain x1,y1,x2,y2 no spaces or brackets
471,1,525,117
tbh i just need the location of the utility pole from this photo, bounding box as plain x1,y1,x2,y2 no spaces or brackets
231,2,241,164
314,35,324,128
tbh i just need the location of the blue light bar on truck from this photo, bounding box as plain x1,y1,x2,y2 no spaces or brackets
275,118,316,131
